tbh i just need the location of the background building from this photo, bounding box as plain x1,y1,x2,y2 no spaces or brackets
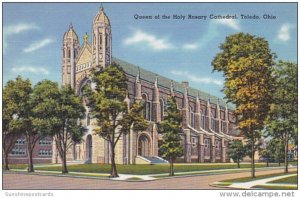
6,135,52,164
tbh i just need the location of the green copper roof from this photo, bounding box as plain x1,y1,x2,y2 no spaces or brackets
112,57,235,110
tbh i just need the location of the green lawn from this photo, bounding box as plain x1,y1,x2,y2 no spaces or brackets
221,171,297,183
4,162,297,175
3,164,29,170
290,161,298,166
32,163,284,175
252,185,297,190
269,175,298,184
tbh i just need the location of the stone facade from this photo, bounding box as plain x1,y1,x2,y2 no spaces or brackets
56,6,239,165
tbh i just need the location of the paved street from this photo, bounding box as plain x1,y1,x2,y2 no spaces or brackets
3,168,296,189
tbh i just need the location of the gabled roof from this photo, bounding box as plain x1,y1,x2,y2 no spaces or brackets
112,57,235,110
75,42,92,64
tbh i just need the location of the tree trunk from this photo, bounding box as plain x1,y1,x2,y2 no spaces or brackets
27,141,34,172
284,133,289,174
169,159,174,176
62,151,68,174
110,143,118,178
4,152,10,171
267,160,269,167
251,141,255,178
237,158,240,168
27,152,34,172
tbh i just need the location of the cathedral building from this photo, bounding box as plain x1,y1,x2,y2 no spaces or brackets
54,6,239,165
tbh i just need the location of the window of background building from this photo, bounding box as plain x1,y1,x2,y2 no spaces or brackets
11,147,26,156
204,139,210,148
39,149,52,156
215,140,220,149
15,138,26,145
39,138,51,145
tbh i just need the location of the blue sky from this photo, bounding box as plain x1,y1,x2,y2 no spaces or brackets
3,2,297,98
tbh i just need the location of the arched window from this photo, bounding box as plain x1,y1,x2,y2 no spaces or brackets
211,108,217,131
200,110,205,129
215,140,220,150
142,94,151,121
190,107,195,128
68,49,71,58
160,98,164,121
105,34,108,46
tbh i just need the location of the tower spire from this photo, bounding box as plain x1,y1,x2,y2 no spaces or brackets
92,2,111,68
100,3,104,12
154,75,158,88
136,67,140,83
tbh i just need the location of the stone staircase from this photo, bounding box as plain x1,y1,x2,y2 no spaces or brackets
143,156,169,164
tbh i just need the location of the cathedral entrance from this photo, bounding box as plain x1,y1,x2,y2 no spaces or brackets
86,135,92,162
138,134,151,157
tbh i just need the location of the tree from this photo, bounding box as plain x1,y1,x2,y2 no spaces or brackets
3,76,40,172
259,141,273,167
259,138,285,167
85,63,147,178
267,61,297,173
159,96,183,176
227,139,246,168
2,76,31,170
212,33,275,178
31,81,85,173
271,139,285,166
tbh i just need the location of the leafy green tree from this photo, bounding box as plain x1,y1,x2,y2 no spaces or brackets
212,33,275,178
267,61,297,173
159,96,183,176
259,138,285,167
2,76,32,170
227,140,246,168
259,141,273,167
31,81,85,173
3,76,41,172
271,139,285,166
85,63,147,178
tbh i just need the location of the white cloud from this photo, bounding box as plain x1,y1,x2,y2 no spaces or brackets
124,30,174,51
4,23,38,35
182,43,198,50
11,66,50,75
277,23,292,42
171,70,223,86
4,23,39,52
213,18,240,31
181,20,239,52
23,38,53,53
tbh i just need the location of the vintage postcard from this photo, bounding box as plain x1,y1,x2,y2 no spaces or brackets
2,1,298,197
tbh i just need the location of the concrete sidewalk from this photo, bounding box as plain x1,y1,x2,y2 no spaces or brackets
229,174,297,189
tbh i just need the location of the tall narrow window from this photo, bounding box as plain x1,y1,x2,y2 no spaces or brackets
200,110,205,128
160,99,164,121
142,94,151,121
190,107,195,128
105,34,108,46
